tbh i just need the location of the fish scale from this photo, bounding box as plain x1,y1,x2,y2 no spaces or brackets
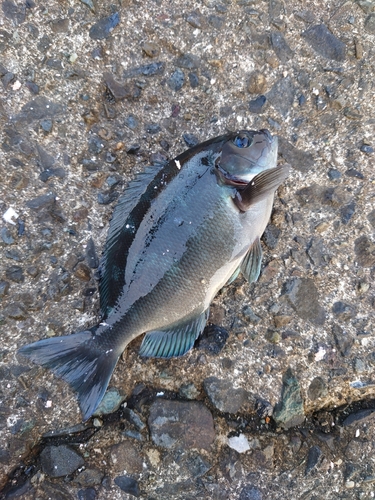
19,129,289,420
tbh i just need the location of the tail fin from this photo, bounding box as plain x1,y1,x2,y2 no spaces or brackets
18,327,120,421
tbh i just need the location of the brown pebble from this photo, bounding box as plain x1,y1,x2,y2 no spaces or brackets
247,71,267,94
141,41,160,58
274,315,292,328
74,262,91,282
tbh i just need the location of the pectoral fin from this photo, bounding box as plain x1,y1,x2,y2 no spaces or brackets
241,237,262,283
234,164,290,212
139,310,209,358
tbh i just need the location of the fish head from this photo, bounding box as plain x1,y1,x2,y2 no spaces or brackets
217,129,278,183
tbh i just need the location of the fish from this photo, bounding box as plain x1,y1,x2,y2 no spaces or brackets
19,129,289,421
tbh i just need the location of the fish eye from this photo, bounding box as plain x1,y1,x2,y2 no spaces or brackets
233,135,252,148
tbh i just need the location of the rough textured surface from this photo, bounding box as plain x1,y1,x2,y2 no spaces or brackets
0,0,375,499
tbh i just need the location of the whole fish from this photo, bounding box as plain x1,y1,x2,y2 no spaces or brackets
19,129,289,420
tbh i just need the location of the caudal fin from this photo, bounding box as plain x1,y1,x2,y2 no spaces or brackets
18,327,120,421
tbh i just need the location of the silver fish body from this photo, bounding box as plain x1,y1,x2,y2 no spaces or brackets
19,129,289,420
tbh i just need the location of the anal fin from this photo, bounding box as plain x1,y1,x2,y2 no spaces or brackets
139,310,209,358
241,237,263,283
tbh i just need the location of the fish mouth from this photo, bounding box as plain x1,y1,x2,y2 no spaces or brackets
215,164,249,187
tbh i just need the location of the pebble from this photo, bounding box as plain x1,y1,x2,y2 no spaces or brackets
273,367,305,429
78,489,97,500
332,301,357,321
89,12,120,40
114,476,140,497
26,192,56,209
167,69,185,91
368,209,375,228
74,262,92,282
123,61,165,78
103,72,141,101
185,10,206,29
195,323,229,354
40,445,84,477
270,32,294,63
228,434,250,453
332,323,353,356
203,376,248,413
145,123,161,134
110,441,143,474
148,399,215,450
124,115,138,130
182,133,199,147
179,382,200,400
308,377,328,400
305,445,322,474
364,13,375,33
6,302,27,320
249,95,266,114
262,224,280,249
0,281,10,297
247,71,267,94
85,238,99,269
79,0,95,12
141,41,160,58
281,278,326,325
188,72,199,88
267,77,296,117
5,265,24,283
360,144,374,154
175,53,200,69
93,387,126,416
74,468,105,487
1,227,14,244
354,236,375,267
239,485,263,500
302,24,346,61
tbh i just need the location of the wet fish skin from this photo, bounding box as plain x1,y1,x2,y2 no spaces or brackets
19,129,289,420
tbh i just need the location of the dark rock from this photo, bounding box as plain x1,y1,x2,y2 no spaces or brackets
5,248,22,261
308,377,328,400
302,24,346,61
281,278,326,325
124,115,138,130
114,476,140,497
5,265,24,283
186,9,206,29
360,144,374,154
273,367,305,429
50,17,69,34
37,34,52,52
103,72,141,101
364,13,375,33
175,53,200,69
332,323,353,356
195,324,229,354
36,144,55,169
46,58,63,70
307,237,328,267
148,399,215,450
0,29,11,53
2,72,15,88
110,441,143,474
368,209,375,228
74,468,104,487
239,485,263,500
26,191,55,209
123,61,165,78
145,123,161,134
14,96,64,125
89,12,120,40
262,224,280,249
267,77,296,117
345,168,364,179
270,32,294,63
6,302,27,320
249,95,266,114
39,167,66,182
208,14,224,29
40,445,84,477
2,0,26,24
342,409,375,427
305,445,322,474
126,144,141,154
182,133,199,147
77,488,97,500
40,119,53,133
176,450,212,478
0,281,10,297
85,238,99,268
340,201,355,224
332,301,356,321
204,376,248,413
167,69,185,91
1,227,14,245
188,72,199,88
354,235,375,267
242,305,261,324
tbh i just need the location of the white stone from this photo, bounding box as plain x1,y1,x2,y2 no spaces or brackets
228,434,250,453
